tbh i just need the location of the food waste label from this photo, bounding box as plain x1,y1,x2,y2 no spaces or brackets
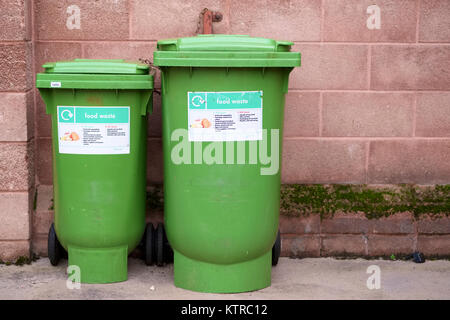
187,91,263,141
57,106,130,154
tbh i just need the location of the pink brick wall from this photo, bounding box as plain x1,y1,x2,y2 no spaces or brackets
0,0,34,261
280,212,450,258
2,1,450,260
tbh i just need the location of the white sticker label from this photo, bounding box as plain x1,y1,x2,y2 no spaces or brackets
51,81,61,88
57,106,130,154
188,91,263,141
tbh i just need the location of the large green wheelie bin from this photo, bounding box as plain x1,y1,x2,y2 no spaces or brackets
36,59,154,283
153,35,301,293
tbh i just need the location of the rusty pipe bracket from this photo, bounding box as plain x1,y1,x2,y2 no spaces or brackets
198,8,223,34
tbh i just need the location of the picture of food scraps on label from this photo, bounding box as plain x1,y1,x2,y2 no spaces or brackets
190,118,212,129
61,131,80,141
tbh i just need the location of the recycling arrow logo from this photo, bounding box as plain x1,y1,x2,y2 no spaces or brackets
58,107,75,123
191,95,205,107
61,109,73,121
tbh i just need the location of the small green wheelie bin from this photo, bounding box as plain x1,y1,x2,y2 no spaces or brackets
153,35,301,293
36,59,154,283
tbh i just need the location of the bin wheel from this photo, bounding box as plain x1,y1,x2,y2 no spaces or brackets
163,224,174,264
144,223,155,266
48,223,62,266
155,223,165,267
272,230,281,266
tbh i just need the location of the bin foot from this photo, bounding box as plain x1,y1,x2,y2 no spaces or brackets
173,251,271,293
68,245,128,284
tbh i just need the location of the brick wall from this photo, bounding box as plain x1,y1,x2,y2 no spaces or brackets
281,212,450,258
1,0,450,260
0,0,34,261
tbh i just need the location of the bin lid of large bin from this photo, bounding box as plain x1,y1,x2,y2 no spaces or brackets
153,34,301,68
36,59,154,89
41,59,149,74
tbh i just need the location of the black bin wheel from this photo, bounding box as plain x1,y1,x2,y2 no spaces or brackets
155,223,165,267
144,223,155,266
143,222,173,267
163,224,174,264
272,230,281,266
48,223,62,266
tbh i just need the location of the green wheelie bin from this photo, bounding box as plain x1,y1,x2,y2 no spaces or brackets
36,59,154,283
153,35,301,293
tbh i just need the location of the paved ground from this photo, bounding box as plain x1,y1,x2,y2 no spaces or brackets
0,257,449,299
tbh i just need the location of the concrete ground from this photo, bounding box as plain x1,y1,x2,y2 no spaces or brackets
0,257,449,300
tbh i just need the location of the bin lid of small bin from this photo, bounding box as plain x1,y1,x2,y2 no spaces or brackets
153,34,301,68
36,59,153,89
42,59,149,74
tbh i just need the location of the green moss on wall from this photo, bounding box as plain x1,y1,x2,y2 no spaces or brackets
280,184,450,220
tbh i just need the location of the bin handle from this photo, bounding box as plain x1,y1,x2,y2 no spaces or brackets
140,91,153,116
275,41,293,52
157,39,178,51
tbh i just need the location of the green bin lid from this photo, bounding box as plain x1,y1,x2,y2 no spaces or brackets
153,34,301,68
42,59,149,74
36,59,153,89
